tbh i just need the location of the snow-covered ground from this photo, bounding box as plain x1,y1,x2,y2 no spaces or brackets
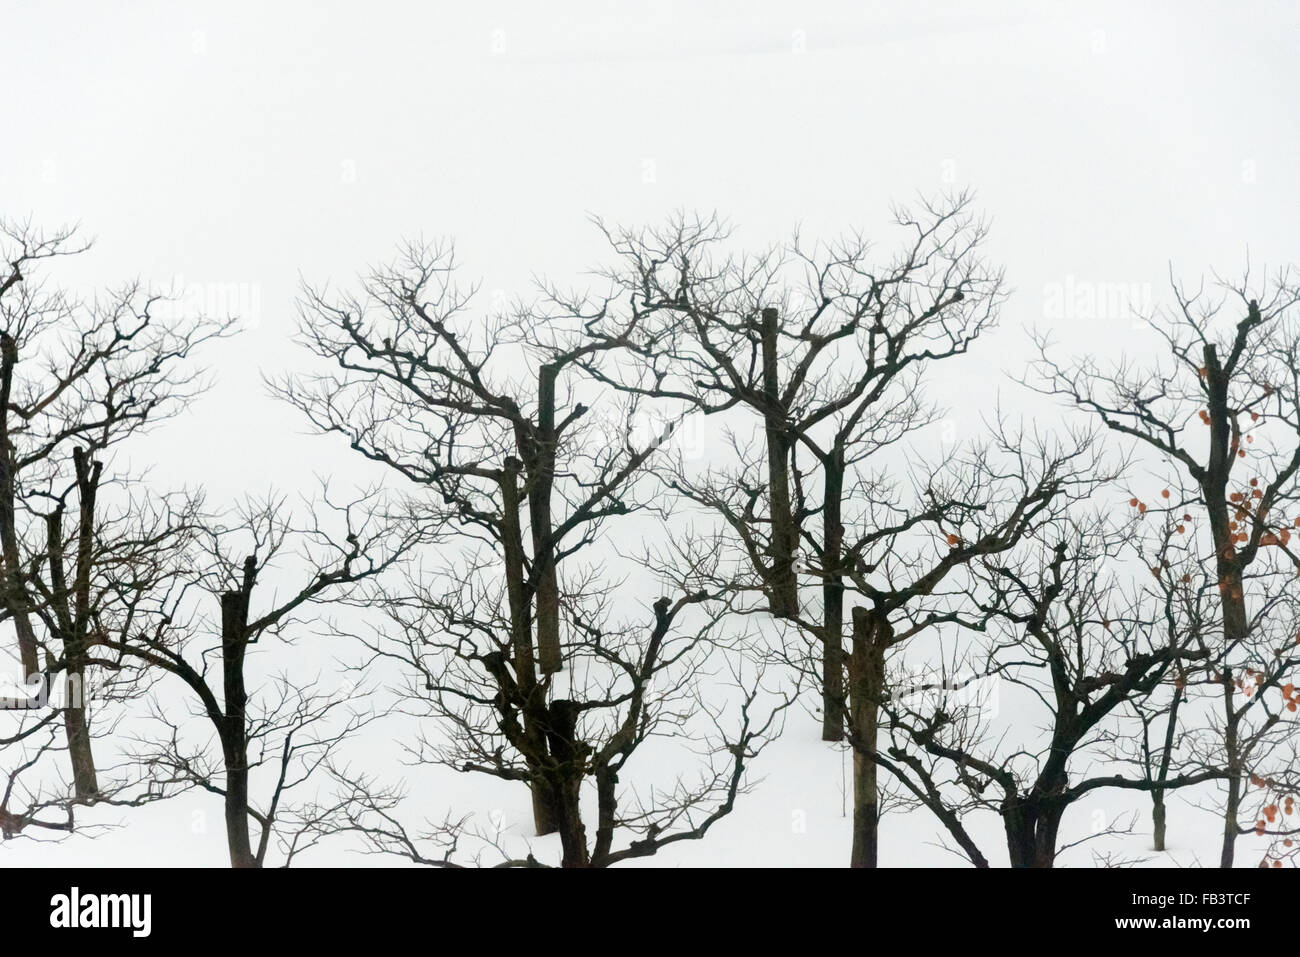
0,704,1246,868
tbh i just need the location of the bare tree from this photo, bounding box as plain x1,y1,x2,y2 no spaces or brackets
823,424,1104,866
0,218,232,803
104,491,419,867
279,239,796,863
334,558,793,868
278,238,694,837
588,193,1003,741
1032,266,1300,866
1115,540,1210,852
1095,475,1223,854
875,510,1226,867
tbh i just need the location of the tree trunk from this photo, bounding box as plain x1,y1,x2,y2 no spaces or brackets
1152,687,1180,852
221,735,258,869
1219,702,1241,869
821,450,845,741
220,557,260,868
530,365,563,675
0,334,40,680
500,462,558,835
849,749,878,868
1219,777,1240,868
760,308,798,618
546,700,589,867
1004,800,1062,868
44,508,96,798
61,447,101,800
1152,795,1167,852
591,765,618,865
848,606,885,867
1202,344,1246,869
1214,604,1246,868
61,668,96,799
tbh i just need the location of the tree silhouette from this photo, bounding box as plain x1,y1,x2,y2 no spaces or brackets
588,193,1002,741
0,218,231,803
1033,267,1300,866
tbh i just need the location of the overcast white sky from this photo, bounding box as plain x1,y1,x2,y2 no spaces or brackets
3,0,1299,866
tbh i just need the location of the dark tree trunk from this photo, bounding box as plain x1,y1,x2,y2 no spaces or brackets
221,736,258,869
1219,704,1241,869
220,557,260,868
1152,796,1167,852
500,462,558,836
60,649,95,803
1004,799,1063,868
1201,343,1248,869
1152,686,1181,852
0,334,40,680
61,447,101,800
848,606,885,867
821,449,845,741
44,507,96,798
545,700,590,867
760,308,798,618
849,749,878,868
1214,633,1246,869
530,365,563,675
591,765,617,865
